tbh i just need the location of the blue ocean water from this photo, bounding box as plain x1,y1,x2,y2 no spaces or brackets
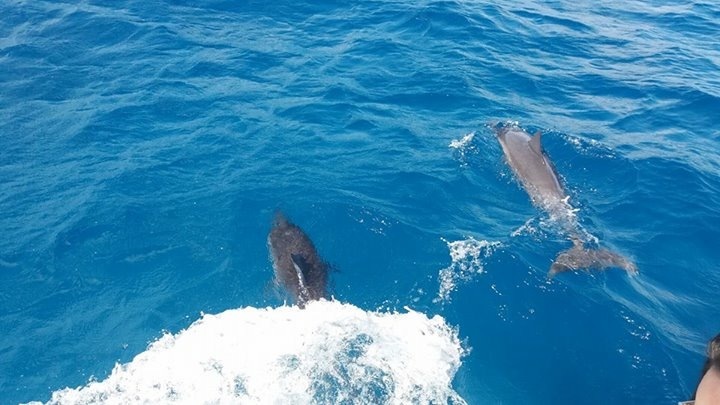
1,0,719,403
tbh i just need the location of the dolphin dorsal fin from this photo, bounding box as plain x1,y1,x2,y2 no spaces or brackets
290,253,308,288
528,131,543,157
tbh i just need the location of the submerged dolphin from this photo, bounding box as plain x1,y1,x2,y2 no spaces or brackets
495,125,637,276
267,212,328,307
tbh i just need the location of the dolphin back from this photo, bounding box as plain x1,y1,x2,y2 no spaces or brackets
549,244,638,277
268,213,329,308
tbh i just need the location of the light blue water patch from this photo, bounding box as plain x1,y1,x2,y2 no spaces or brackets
1,0,719,403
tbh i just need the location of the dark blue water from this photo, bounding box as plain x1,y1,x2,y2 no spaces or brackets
2,0,719,403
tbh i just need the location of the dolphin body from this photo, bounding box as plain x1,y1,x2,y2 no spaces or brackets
267,212,328,307
496,125,637,276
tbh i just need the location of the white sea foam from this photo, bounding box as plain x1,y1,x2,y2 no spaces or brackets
436,237,501,303
510,217,540,238
448,132,475,150
28,301,466,405
522,194,599,246
563,135,616,158
448,132,477,167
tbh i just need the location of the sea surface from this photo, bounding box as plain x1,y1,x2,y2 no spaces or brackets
1,0,719,404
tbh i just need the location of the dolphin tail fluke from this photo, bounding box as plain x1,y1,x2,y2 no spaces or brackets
549,244,638,277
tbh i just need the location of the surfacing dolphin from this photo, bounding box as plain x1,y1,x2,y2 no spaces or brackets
267,212,328,307
495,124,637,276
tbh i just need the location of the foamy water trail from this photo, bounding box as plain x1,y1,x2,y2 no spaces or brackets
448,132,476,166
27,301,466,405
510,197,599,246
448,132,475,150
436,237,501,303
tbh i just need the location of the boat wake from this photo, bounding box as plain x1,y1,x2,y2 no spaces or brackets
27,301,466,405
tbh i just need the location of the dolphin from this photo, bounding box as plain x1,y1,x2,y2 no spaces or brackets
495,124,637,276
267,212,328,307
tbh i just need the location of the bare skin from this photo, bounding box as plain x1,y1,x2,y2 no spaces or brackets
695,366,720,405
